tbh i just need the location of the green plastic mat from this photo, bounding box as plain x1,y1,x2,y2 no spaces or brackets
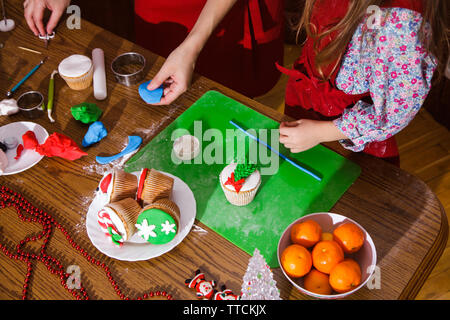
125,91,361,267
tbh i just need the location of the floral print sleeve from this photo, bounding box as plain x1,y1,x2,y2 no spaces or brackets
334,7,437,152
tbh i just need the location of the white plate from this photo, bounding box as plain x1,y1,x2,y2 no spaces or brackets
0,121,49,175
86,171,197,261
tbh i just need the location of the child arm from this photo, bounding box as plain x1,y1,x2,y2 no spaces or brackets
333,8,437,152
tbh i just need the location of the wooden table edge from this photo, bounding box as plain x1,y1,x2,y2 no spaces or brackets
399,201,448,300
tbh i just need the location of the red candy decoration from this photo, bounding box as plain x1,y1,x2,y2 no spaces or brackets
213,285,241,300
99,173,112,194
136,168,148,202
185,270,216,300
224,172,245,193
0,185,174,300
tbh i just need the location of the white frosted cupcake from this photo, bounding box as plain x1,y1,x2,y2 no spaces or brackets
220,163,261,206
97,198,141,246
97,169,138,205
58,54,93,90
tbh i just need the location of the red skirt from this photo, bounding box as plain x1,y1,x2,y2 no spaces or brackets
134,0,285,98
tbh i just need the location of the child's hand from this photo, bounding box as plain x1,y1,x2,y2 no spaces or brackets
279,119,348,153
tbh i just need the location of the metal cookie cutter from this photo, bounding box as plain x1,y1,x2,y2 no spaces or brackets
17,91,44,119
38,31,55,49
111,52,146,87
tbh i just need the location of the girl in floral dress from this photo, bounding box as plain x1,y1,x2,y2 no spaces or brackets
278,0,449,165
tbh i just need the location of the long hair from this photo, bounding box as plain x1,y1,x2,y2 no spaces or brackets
296,0,450,82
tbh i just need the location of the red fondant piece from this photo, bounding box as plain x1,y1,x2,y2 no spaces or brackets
35,133,87,161
14,144,24,160
136,168,149,202
22,131,39,150
100,173,112,193
224,172,245,193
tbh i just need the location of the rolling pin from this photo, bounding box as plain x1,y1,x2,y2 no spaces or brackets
92,48,107,100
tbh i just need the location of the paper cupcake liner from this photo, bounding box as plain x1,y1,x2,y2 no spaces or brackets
141,169,174,205
142,198,180,228
106,198,141,240
111,170,138,202
220,170,261,206
60,65,93,90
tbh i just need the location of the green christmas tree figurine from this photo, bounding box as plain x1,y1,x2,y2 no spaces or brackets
234,162,257,182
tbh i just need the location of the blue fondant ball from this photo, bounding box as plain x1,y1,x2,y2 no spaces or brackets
138,80,164,104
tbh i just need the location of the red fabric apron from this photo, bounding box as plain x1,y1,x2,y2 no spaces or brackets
278,0,424,163
134,0,284,98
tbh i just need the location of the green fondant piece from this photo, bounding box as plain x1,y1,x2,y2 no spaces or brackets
71,102,103,124
234,162,257,181
136,208,177,245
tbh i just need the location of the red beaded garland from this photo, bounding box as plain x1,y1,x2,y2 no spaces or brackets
0,186,174,300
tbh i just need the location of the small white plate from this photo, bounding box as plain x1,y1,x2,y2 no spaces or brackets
0,121,49,175
86,171,197,261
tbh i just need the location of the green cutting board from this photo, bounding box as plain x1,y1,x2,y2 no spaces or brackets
125,91,361,267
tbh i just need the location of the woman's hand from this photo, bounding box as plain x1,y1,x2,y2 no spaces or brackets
147,42,197,105
279,119,348,153
147,0,238,105
24,0,70,36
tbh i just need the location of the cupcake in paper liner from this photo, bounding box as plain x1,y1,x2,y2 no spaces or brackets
135,199,180,245
97,169,138,205
137,168,174,205
58,54,94,90
97,198,141,246
220,163,261,206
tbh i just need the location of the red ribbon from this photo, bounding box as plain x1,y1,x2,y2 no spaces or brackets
224,172,245,193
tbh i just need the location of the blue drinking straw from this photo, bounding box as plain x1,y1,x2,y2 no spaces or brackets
229,120,322,181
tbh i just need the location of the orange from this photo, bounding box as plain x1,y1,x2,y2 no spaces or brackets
333,222,365,254
329,259,362,293
303,269,332,295
290,220,322,248
321,232,334,241
281,244,312,278
311,240,344,274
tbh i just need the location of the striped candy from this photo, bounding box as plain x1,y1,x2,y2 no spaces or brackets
97,209,123,245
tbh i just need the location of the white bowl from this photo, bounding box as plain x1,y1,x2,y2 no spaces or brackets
277,212,377,299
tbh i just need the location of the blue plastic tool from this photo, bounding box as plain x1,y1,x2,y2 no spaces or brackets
7,57,48,98
229,120,322,181
95,135,142,164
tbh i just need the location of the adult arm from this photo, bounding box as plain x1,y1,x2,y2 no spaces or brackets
147,0,238,105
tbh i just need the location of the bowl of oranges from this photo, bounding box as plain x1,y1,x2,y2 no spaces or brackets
277,212,377,299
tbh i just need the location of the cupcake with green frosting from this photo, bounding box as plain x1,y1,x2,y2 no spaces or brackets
135,199,180,245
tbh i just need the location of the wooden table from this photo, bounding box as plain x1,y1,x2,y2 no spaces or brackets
0,1,447,300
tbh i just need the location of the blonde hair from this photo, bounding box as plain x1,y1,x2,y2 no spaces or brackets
296,0,450,82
